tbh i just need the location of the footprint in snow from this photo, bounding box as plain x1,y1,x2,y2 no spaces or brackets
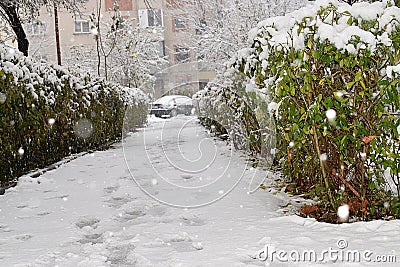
168,241,198,252
180,174,193,180
106,243,136,265
105,195,136,208
44,194,69,200
180,215,206,226
120,173,134,180
114,209,146,223
78,233,103,244
42,189,56,193
150,154,162,160
103,184,120,194
147,205,167,217
162,232,203,252
36,211,51,216
0,224,12,233
75,216,100,229
15,234,33,241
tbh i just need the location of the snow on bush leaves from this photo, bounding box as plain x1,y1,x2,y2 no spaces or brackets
0,45,148,187
227,0,400,222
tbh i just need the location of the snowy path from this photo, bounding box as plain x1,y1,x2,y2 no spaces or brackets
0,116,399,266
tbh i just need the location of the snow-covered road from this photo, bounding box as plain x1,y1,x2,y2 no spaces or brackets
0,116,399,266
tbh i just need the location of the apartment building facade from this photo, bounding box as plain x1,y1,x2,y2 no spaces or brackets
26,0,214,98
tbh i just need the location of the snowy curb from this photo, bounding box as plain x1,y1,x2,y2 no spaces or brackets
0,151,89,195
0,140,119,195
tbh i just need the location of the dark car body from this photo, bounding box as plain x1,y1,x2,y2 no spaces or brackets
149,95,194,118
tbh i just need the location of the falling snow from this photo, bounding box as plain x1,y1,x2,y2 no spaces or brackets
337,204,350,222
326,108,337,121
17,148,25,156
1,0,400,265
0,92,6,104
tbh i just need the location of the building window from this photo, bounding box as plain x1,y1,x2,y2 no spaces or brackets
138,9,163,27
173,16,188,31
158,41,165,57
195,18,206,35
146,41,165,58
26,21,46,36
175,46,190,62
74,20,90,33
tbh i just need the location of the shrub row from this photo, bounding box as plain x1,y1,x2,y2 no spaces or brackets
0,45,148,187
193,74,276,165
200,0,400,222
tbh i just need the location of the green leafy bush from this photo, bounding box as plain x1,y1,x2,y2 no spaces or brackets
0,45,148,187
226,0,400,221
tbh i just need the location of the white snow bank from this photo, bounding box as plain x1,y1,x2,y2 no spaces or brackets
246,0,400,58
0,44,147,108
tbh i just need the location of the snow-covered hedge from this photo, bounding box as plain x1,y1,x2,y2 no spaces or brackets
0,45,148,186
194,73,276,165
216,0,400,221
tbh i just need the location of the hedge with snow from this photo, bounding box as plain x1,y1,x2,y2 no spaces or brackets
212,0,400,221
194,76,275,164
0,45,147,187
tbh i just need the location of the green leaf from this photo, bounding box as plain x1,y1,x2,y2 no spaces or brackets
290,86,296,96
346,81,355,88
369,181,376,190
355,71,363,82
360,80,366,90
347,16,353,25
340,135,347,146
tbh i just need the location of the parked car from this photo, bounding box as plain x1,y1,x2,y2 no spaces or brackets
149,95,194,118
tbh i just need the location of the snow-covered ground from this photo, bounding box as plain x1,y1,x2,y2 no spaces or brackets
0,116,399,266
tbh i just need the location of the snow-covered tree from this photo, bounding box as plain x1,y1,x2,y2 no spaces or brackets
0,0,78,56
104,25,167,88
65,0,167,89
168,0,307,71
